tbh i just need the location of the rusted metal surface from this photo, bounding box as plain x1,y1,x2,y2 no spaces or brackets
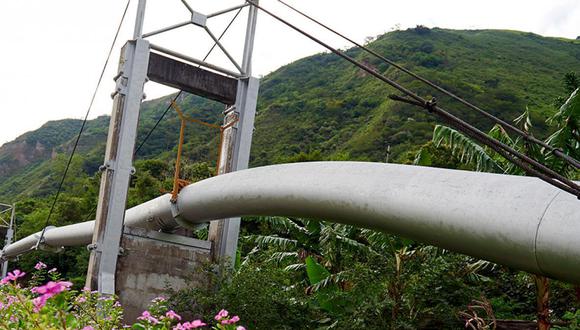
86,39,151,294
86,42,128,290
171,118,187,203
147,52,238,104
208,108,238,261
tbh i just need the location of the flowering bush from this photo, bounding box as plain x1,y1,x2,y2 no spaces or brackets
0,262,246,330
134,297,245,330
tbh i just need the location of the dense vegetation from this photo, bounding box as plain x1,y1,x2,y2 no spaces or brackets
1,27,579,328
2,27,579,199
0,263,245,329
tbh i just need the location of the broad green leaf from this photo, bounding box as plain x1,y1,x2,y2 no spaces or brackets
555,88,580,130
433,125,503,173
252,235,298,249
413,147,432,166
305,219,321,235
305,256,330,286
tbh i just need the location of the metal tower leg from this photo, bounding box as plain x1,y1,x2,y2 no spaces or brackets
1,204,15,278
209,77,259,262
208,1,260,263
86,39,150,294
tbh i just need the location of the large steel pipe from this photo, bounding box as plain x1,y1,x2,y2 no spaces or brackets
1,195,176,260
1,162,579,283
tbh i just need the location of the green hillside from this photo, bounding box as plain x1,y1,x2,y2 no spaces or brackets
1,27,578,200
1,27,579,328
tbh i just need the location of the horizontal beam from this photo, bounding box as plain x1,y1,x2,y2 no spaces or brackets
147,52,238,104
150,44,242,78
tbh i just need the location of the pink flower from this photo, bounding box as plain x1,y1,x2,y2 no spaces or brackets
0,296,16,310
32,295,49,312
236,326,246,330
82,327,95,330
76,296,87,303
34,262,47,270
48,268,57,273
214,309,229,320
220,315,240,325
29,281,73,313
31,281,72,297
190,320,206,328
10,269,25,279
137,311,159,325
173,320,207,329
165,310,182,321
1,269,26,284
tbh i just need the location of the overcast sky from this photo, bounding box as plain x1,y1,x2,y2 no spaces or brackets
0,0,578,146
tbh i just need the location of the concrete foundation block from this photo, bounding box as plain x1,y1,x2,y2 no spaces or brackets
116,227,212,321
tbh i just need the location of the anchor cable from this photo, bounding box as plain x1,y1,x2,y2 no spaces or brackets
246,0,580,198
82,7,245,221
36,0,132,247
277,0,579,170
134,6,244,156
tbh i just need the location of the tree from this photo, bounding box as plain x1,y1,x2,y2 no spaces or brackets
242,217,490,327
415,85,580,329
417,88,579,179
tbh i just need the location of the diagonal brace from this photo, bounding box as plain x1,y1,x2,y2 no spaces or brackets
204,27,244,74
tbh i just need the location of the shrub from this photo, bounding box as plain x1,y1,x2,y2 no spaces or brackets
0,262,247,330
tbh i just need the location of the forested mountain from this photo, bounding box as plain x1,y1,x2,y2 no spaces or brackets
1,27,579,328
1,27,578,200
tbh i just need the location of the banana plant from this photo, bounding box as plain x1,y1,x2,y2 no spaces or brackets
243,217,370,313
416,84,580,330
416,88,579,179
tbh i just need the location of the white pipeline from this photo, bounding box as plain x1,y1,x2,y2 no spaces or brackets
1,162,579,283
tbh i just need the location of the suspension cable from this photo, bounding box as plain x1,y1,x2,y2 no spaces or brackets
36,0,132,248
390,95,580,197
168,101,235,201
81,7,246,221
277,0,580,170
246,0,580,198
134,6,244,157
